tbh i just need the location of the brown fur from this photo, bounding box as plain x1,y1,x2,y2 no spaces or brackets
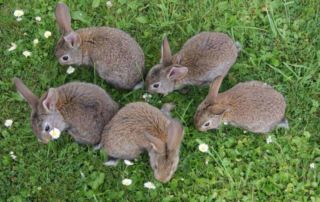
146,32,239,95
54,3,144,89
14,78,119,144
101,102,184,182
194,77,287,133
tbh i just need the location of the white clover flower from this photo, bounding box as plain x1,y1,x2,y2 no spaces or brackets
22,50,31,57
198,143,209,153
223,122,228,125
16,17,22,22
33,38,39,45
205,159,209,165
66,66,75,74
106,1,113,8
8,43,17,51
4,119,13,127
243,130,247,134
35,16,41,21
310,163,315,169
49,128,61,139
23,32,27,36
142,93,152,102
144,181,156,189
124,160,134,166
122,178,132,186
266,136,272,144
37,187,42,191
80,171,85,178
14,10,24,17
9,151,17,160
44,31,52,38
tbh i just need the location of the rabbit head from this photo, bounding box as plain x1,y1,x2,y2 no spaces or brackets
146,37,188,95
145,119,184,183
194,76,227,131
54,3,82,66
14,78,67,144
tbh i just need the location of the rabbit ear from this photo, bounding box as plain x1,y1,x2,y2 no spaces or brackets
206,76,224,104
144,133,165,153
55,2,72,35
161,36,172,66
42,88,58,112
167,66,188,81
63,32,81,48
13,78,39,109
209,104,227,115
167,119,184,151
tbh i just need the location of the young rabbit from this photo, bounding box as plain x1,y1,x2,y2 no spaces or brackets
54,3,144,89
14,78,119,145
145,32,239,95
194,76,288,133
100,102,184,183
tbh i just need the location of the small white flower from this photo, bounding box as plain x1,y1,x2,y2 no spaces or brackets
49,128,61,139
124,160,134,166
44,31,52,38
35,16,41,21
205,159,209,165
16,17,22,21
106,1,113,8
66,66,75,74
11,154,17,160
243,130,247,134
37,187,42,191
122,178,132,186
310,163,315,169
144,181,156,189
22,50,31,57
4,119,13,127
23,32,27,36
33,38,39,45
14,10,24,17
80,171,85,178
223,122,228,125
8,43,17,51
9,151,14,155
142,93,152,102
266,136,273,144
198,143,209,153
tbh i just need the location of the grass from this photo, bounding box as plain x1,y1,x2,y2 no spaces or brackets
1,0,319,201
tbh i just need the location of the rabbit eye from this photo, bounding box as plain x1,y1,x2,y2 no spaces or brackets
62,55,69,61
152,82,160,89
45,125,50,132
203,121,211,127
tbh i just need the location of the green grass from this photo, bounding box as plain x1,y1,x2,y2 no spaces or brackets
1,0,319,201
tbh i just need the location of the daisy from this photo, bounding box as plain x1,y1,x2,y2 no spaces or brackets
310,163,315,169
8,43,17,51
33,38,39,45
44,31,52,38
66,66,75,74
266,136,272,144
122,178,132,186
4,119,13,127
35,16,41,21
198,143,209,153
22,50,31,57
49,128,61,139
144,181,156,189
14,10,24,17
106,1,113,8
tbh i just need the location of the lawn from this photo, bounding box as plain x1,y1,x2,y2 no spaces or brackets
1,0,319,201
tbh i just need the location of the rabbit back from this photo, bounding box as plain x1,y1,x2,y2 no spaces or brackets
175,32,238,83
101,102,168,159
222,81,286,133
57,82,119,144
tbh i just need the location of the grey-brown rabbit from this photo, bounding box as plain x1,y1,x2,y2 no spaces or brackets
54,3,144,89
100,102,184,183
14,78,119,144
194,76,288,133
146,32,239,95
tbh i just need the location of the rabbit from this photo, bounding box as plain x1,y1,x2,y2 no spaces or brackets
54,3,145,89
145,32,240,95
194,76,288,133
14,78,119,145
100,102,184,183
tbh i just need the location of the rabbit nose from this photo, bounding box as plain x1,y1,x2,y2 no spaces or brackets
62,55,69,61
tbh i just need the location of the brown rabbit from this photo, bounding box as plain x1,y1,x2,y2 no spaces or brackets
194,76,288,133
54,3,144,89
100,102,184,183
145,32,239,95
14,78,119,144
